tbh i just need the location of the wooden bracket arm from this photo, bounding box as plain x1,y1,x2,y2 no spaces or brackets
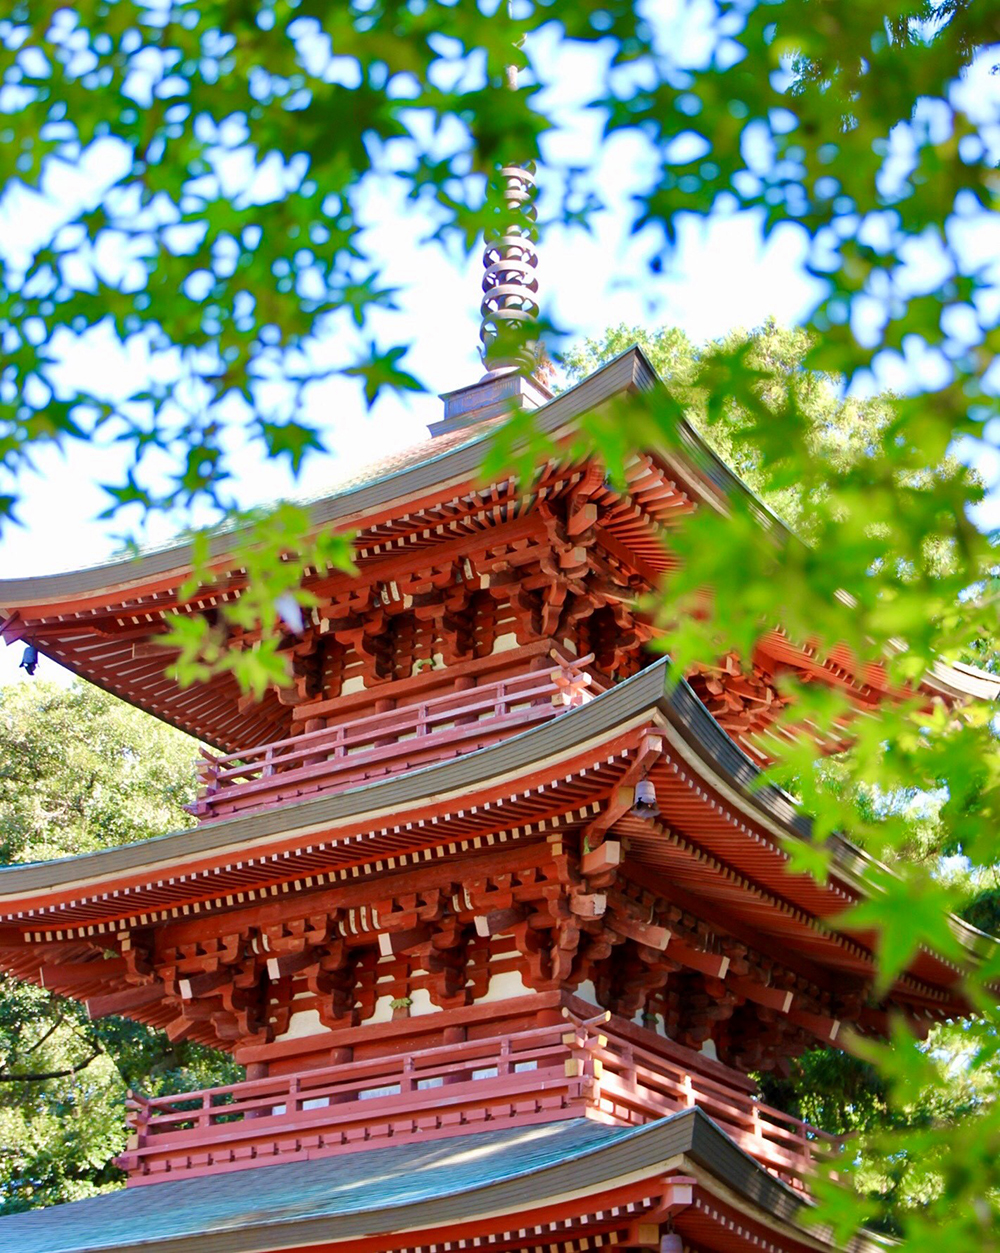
582,731,664,849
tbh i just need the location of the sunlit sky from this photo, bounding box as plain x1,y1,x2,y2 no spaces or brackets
1,10,998,689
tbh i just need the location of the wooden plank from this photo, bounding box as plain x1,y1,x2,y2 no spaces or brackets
87,983,165,1020
581,841,621,876
789,1008,840,1043
40,958,126,990
664,939,729,980
728,976,794,1015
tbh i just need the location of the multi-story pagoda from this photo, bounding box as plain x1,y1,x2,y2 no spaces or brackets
0,162,996,1253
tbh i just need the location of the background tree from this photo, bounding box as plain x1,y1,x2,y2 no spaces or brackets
0,683,239,1212
568,321,1000,1234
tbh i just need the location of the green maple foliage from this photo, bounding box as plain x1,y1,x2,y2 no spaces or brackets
1,1,999,1241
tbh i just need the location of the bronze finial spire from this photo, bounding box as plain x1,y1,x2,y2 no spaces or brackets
432,28,552,436
478,50,540,376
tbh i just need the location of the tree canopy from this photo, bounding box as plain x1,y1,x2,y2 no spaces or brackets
1,0,999,1243
0,683,239,1212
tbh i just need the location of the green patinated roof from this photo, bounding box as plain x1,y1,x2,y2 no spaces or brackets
0,1119,638,1253
0,1110,829,1253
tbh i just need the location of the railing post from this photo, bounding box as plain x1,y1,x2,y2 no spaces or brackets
125,1088,151,1148
498,1035,511,1078
244,1062,267,1120
401,1055,415,1095
622,1043,636,1091
200,1092,212,1130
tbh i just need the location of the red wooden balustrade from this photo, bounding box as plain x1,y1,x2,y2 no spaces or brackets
117,1009,837,1187
188,655,602,822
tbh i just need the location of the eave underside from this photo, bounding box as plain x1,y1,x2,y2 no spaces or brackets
0,664,972,1051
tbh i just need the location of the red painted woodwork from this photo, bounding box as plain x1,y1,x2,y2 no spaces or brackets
0,354,986,1244
191,657,602,821
117,1003,833,1188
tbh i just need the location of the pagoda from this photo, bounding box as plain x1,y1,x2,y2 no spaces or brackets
0,156,995,1253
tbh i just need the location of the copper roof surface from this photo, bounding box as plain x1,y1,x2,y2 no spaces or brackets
0,1110,844,1253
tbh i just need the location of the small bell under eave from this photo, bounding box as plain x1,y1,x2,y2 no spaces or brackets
630,778,660,820
660,1230,683,1253
19,644,38,676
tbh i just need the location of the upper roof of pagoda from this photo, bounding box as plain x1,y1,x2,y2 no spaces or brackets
0,350,679,748
1,346,995,752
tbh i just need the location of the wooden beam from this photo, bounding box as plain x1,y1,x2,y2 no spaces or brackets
40,958,126,990
581,841,621,877
378,925,431,956
789,1008,841,1043
582,732,664,848
0,611,27,644
665,939,729,980
177,969,235,1000
609,914,671,951
474,907,526,937
569,893,607,919
265,951,316,981
623,1176,696,1247
621,866,846,993
86,983,164,1020
729,976,794,1015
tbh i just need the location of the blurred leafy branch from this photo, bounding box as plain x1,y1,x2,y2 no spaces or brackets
2,0,1000,1242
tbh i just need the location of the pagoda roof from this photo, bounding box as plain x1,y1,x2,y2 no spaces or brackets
1,345,994,749
0,350,669,607
0,658,988,1018
0,1108,872,1253
1,348,706,748
0,659,898,913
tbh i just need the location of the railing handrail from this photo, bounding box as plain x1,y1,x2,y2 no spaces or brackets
128,1016,578,1123
201,658,598,772
119,1007,836,1192
127,1008,833,1169
188,655,601,818
576,1016,838,1152
205,677,565,783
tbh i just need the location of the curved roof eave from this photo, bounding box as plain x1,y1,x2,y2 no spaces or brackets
2,343,995,705
0,1109,866,1253
0,350,660,608
0,656,989,968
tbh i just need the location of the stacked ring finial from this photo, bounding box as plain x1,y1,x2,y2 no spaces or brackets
479,164,539,370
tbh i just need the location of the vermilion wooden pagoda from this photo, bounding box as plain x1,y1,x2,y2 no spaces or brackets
0,147,996,1251
0,343,995,1253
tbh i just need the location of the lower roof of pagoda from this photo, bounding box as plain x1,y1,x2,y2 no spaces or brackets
0,1108,873,1253
0,658,984,1012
